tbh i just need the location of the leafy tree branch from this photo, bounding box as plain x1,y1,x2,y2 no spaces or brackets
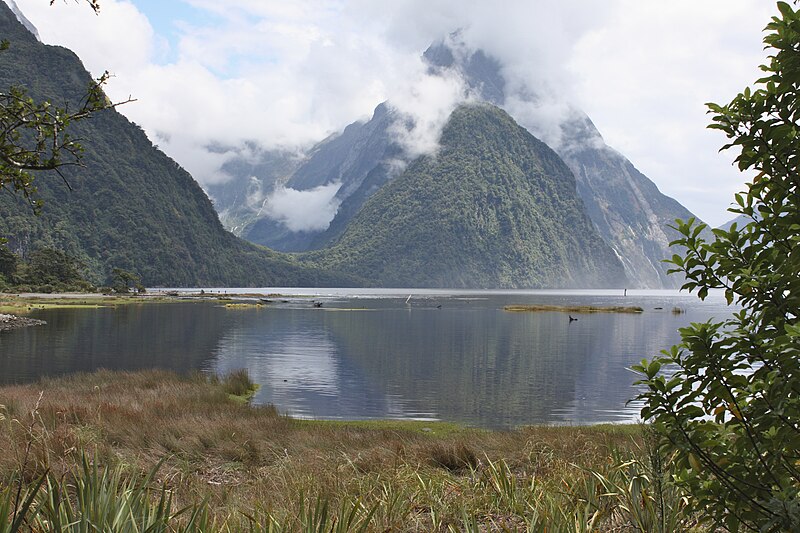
1,0,131,212
635,3,800,531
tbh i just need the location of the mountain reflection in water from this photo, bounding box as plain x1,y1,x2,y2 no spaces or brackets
0,289,731,428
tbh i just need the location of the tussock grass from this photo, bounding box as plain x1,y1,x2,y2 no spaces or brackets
210,368,260,402
427,443,479,472
0,371,702,531
504,304,645,314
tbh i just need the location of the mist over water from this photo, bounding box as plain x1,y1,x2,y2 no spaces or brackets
0,289,731,428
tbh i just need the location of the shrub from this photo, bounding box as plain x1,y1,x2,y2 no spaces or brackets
635,3,800,530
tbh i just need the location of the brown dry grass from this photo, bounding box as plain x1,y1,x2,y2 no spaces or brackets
0,370,646,530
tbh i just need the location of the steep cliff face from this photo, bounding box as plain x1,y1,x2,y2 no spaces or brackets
558,116,694,288
2,0,39,40
239,103,401,251
0,2,356,287
208,147,300,237
303,105,627,289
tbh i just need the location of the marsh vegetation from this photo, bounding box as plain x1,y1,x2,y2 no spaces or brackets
0,370,705,531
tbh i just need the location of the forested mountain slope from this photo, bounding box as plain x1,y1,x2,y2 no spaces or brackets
212,38,699,289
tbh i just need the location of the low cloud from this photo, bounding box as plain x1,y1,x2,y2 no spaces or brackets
9,0,777,225
265,182,342,232
387,67,471,158
245,177,266,209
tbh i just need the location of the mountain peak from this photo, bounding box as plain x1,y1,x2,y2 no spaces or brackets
305,102,627,289
423,36,506,105
0,6,355,287
1,0,40,42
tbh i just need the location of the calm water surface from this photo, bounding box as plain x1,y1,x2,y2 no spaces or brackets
0,289,732,428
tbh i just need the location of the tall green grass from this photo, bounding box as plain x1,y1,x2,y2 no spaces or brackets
207,369,260,401
0,447,699,532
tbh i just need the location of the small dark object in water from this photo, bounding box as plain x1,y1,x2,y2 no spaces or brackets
281,300,289,303
654,307,663,310
260,298,274,303
569,315,578,322
436,304,442,309
313,301,323,308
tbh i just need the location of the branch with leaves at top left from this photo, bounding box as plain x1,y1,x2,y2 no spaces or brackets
0,48,134,212
51,0,100,14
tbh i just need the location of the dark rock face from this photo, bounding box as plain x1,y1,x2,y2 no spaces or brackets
558,115,694,288
207,146,301,237
239,103,402,251
423,39,507,106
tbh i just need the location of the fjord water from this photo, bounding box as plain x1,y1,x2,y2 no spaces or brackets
0,289,730,428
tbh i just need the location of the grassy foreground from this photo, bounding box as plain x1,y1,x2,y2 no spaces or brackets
0,371,701,531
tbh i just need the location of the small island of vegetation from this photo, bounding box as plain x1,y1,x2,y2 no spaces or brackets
504,304,644,314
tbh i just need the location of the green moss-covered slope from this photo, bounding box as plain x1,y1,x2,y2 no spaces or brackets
303,104,627,288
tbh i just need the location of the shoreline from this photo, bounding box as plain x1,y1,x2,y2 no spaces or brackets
0,292,199,329
0,291,228,313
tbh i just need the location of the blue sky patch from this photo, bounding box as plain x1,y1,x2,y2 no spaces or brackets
131,0,222,63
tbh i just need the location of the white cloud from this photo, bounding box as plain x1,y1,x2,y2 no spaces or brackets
387,67,471,158
265,182,342,232
8,0,155,72
9,0,777,226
